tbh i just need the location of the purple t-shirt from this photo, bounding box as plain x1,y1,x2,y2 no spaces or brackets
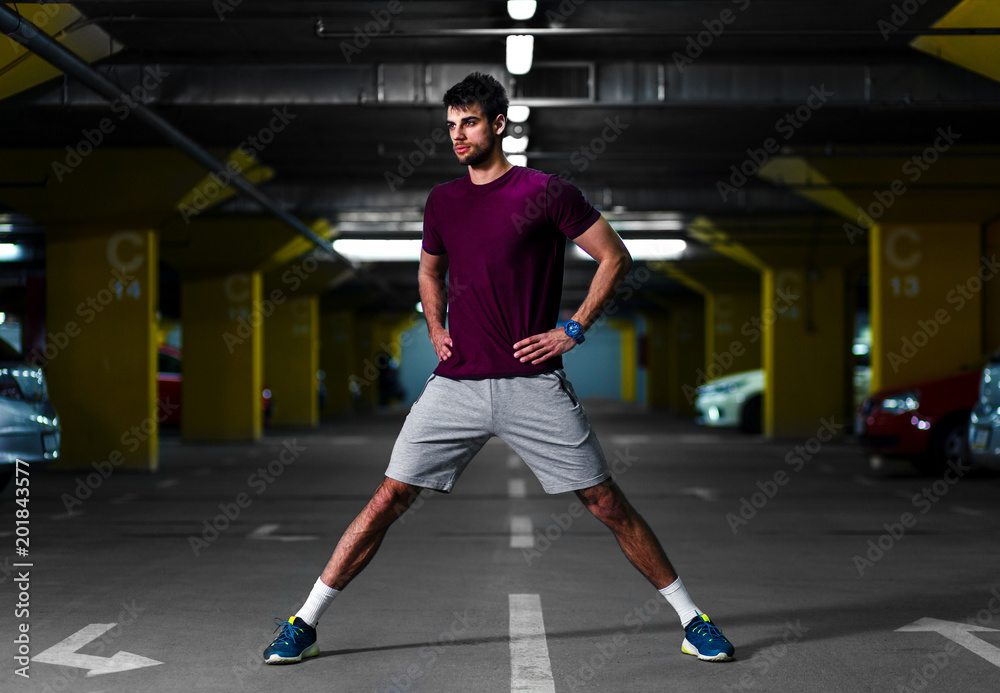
422,166,600,379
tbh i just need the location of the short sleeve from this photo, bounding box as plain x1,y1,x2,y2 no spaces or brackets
546,175,601,239
421,187,446,255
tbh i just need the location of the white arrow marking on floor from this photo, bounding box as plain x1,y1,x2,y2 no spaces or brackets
680,487,718,502
897,618,1000,668
510,516,534,549
508,478,527,499
32,624,162,676
248,524,318,542
509,594,556,692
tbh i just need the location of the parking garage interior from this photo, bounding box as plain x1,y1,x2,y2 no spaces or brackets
2,1,1000,692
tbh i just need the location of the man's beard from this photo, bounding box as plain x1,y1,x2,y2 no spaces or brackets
456,132,495,167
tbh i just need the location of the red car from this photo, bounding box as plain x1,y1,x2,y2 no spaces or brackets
157,345,272,427
859,370,979,473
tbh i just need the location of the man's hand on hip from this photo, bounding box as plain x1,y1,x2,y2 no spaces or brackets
513,329,577,365
430,328,454,361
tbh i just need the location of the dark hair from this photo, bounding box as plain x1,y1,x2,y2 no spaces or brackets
442,72,509,127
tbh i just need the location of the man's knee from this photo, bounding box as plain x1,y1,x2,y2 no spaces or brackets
370,478,422,518
577,481,630,526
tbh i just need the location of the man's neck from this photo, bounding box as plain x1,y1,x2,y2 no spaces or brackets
468,153,513,186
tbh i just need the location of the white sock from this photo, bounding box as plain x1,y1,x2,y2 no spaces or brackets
294,578,340,627
659,577,701,628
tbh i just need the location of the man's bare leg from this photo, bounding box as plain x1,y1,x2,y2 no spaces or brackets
264,477,424,664
575,478,734,660
321,477,423,590
575,478,677,588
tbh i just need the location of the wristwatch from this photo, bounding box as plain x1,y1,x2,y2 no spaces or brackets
564,320,586,344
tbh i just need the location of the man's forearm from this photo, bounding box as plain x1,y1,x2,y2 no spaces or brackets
570,253,633,331
418,270,448,334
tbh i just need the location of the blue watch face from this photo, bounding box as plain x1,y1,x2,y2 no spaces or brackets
566,321,581,336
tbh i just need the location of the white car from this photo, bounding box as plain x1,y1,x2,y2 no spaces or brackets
0,340,60,493
695,369,764,433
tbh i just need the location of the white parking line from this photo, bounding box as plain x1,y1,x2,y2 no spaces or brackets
510,515,534,548
507,453,522,470
508,478,527,499
509,594,556,693
680,487,718,502
155,479,178,489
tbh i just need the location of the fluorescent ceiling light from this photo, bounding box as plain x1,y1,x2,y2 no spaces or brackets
332,239,422,262
0,224,13,232
336,220,424,234
571,239,687,261
507,154,528,167
611,219,686,232
508,0,537,20
508,105,531,123
506,35,534,75
0,244,26,261
502,136,529,154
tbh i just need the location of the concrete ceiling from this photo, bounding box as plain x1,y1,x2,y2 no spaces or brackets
2,0,998,313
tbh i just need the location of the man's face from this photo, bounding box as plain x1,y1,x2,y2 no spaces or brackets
446,103,501,167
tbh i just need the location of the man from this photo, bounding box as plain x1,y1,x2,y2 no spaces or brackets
264,72,734,667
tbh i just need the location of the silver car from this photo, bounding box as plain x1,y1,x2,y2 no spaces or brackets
969,349,1000,470
0,340,60,492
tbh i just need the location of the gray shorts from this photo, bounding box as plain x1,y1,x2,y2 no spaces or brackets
385,369,610,494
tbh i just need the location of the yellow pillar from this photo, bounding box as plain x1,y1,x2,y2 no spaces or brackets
43,229,158,471
705,288,762,380
642,312,670,408
667,296,706,417
762,267,848,437
319,309,357,416
265,296,319,427
180,272,263,441
870,223,983,392
983,220,1000,356
608,319,637,403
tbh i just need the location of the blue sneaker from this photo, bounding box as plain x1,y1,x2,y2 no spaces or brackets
264,616,319,664
682,614,734,661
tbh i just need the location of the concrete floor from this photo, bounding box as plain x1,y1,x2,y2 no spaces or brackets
2,401,1000,693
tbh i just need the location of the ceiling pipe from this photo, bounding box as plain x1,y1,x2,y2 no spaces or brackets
0,4,352,268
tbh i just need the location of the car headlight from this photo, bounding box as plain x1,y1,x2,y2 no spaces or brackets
877,390,920,414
